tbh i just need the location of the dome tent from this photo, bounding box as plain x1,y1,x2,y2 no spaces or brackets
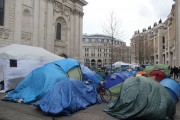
2,58,82,103
113,61,130,68
105,72,128,95
160,78,180,102
104,76,175,120
149,70,166,82
105,73,127,89
36,78,98,116
80,65,101,85
0,44,63,92
2,59,100,116
144,64,170,77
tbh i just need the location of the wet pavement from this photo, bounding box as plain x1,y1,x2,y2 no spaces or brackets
0,93,117,120
0,77,180,120
0,93,180,120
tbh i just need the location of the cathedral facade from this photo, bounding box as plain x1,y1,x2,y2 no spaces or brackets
0,0,87,60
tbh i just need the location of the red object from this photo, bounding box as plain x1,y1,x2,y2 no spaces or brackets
149,70,166,82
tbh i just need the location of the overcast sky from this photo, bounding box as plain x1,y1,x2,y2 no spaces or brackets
83,0,175,46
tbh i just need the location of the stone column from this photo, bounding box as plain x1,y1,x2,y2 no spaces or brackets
70,9,83,60
32,0,40,46
38,0,46,48
157,26,164,64
69,10,76,58
14,0,22,43
153,36,156,64
79,15,83,63
46,2,54,52
167,25,172,65
176,0,180,66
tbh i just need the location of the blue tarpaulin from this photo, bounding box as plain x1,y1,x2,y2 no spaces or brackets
2,58,80,103
2,59,100,116
36,78,98,115
80,65,101,85
160,78,180,100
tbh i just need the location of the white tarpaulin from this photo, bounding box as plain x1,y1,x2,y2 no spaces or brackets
0,44,64,92
113,61,130,68
0,44,62,60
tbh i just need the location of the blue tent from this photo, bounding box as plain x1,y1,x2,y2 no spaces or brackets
114,73,128,80
2,58,81,103
104,73,126,89
160,78,180,101
36,78,98,115
121,71,133,78
165,87,178,103
80,65,101,85
129,70,139,76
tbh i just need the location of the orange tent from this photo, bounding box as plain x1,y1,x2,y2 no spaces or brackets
135,71,147,77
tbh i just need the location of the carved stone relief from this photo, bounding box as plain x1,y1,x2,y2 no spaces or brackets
64,6,71,16
0,31,3,37
23,0,33,8
21,32,32,44
0,28,10,39
72,8,84,16
52,0,71,21
53,1,63,13
54,46,66,55
48,0,83,20
46,0,56,3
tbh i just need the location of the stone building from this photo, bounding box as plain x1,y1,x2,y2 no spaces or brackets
0,0,87,60
175,0,180,66
82,34,130,69
130,1,179,66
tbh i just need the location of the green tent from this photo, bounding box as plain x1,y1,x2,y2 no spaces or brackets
96,70,106,79
67,66,82,81
109,83,123,95
104,76,175,120
144,64,170,77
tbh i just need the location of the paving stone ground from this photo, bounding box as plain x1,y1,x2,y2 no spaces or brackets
0,78,180,120
0,93,180,120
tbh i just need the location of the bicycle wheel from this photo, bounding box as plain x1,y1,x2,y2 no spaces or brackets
100,89,112,103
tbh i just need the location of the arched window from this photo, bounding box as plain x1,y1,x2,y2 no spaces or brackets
91,59,96,67
0,0,4,26
97,59,102,66
22,9,31,32
56,23,61,40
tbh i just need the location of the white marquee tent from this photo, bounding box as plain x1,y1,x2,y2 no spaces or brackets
0,44,64,92
113,61,130,68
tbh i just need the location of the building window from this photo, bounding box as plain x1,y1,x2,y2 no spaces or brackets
0,0,4,26
56,23,61,40
22,9,31,33
162,36,165,43
163,46,165,49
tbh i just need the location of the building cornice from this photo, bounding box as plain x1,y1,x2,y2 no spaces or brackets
45,0,85,17
70,0,88,6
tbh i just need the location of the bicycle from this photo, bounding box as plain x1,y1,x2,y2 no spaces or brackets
84,80,112,103
97,81,112,103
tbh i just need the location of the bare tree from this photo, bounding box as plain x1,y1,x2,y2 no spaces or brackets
102,11,122,73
